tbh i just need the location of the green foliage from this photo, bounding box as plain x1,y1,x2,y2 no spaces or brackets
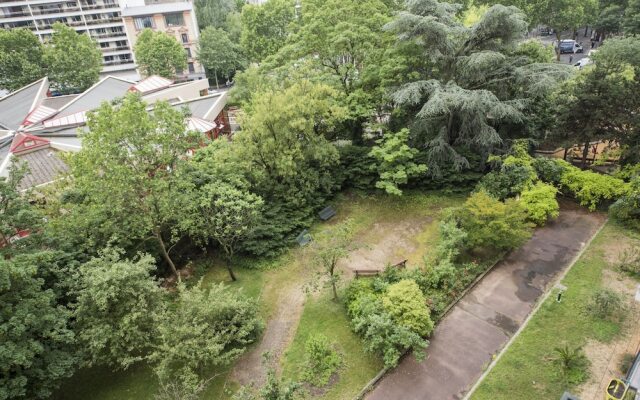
453,191,533,251
312,220,355,300
240,0,296,62
0,253,77,399
301,334,342,387
532,157,571,185
625,0,640,34
553,343,590,384
198,27,247,83
520,182,560,226
609,181,640,231
512,40,555,63
476,140,536,200
0,28,45,91
73,248,165,370
435,217,468,262
68,93,199,276
134,29,187,78
233,362,302,400
0,162,43,258
194,0,237,30
382,280,434,337
335,145,378,190
560,168,629,211
150,282,263,396
43,23,101,94
585,288,624,321
617,245,640,276
369,129,428,195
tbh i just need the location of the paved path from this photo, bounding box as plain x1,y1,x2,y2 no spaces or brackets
366,201,606,400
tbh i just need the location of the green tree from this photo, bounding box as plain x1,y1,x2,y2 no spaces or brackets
186,182,263,281
369,129,427,196
595,4,625,37
150,282,262,397
73,248,165,369
0,163,43,258
43,23,101,94
520,182,560,225
0,28,45,91
388,0,552,175
625,0,640,34
134,29,187,78
382,280,434,337
198,27,247,87
194,0,237,30
453,191,533,251
312,220,355,300
240,0,296,62
0,253,77,399
69,93,199,278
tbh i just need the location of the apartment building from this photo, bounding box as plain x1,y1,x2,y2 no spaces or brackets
121,0,205,81
0,0,137,78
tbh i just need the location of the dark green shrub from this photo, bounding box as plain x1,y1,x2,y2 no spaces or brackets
618,245,640,277
301,334,342,387
609,177,640,231
620,353,636,375
586,288,625,321
553,343,590,384
335,145,377,190
476,164,535,200
533,157,570,185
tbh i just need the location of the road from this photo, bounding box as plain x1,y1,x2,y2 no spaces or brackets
532,27,597,65
365,200,606,400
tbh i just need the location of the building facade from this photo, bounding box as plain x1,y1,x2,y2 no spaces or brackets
0,0,137,78
120,0,205,81
0,0,205,81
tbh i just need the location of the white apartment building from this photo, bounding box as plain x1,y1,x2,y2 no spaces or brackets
0,0,137,78
0,0,205,81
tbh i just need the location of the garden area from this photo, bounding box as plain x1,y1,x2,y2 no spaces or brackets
471,222,640,400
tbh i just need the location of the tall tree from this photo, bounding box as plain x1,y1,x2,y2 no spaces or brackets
0,28,45,91
198,27,247,87
240,0,296,63
185,182,263,281
69,93,199,278
311,220,355,300
134,29,187,79
74,248,165,369
43,23,101,94
0,253,77,399
624,0,640,34
387,0,530,175
194,0,237,30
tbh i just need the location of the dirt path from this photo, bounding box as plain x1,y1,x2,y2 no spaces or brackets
366,201,606,400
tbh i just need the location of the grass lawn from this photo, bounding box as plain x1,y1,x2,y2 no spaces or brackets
53,190,464,400
471,222,639,400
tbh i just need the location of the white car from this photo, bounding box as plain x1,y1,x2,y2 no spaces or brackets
574,58,592,69
559,39,584,54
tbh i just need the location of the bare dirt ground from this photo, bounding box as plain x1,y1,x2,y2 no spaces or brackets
341,216,434,273
230,214,436,387
577,239,640,400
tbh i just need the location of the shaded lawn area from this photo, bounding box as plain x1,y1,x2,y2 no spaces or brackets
471,222,638,400
52,190,465,400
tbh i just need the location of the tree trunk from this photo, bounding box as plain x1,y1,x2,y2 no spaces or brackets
226,252,237,282
581,141,590,169
214,70,219,89
331,280,338,301
584,26,589,37
555,31,562,61
155,229,179,280
563,146,569,160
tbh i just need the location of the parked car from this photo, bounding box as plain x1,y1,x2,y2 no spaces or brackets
574,57,592,69
559,40,584,54
539,27,551,36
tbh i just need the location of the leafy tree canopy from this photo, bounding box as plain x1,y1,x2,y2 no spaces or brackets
240,0,296,63
198,27,247,85
134,29,187,79
0,28,45,91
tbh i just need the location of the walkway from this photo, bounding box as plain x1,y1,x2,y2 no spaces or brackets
366,200,606,400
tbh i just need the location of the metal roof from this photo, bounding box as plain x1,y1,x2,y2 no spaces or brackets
186,116,216,133
22,105,58,127
41,94,80,110
0,78,48,131
55,76,134,118
14,147,69,190
44,111,87,128
172,92,227,120
131,75,173,94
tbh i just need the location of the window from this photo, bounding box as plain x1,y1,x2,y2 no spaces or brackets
115,40,127,47
104,55,114,62
164,13,184,27
181,33,188,43
184,47,191,58
134,16,154,30
100,41,109,48
188,62,195,73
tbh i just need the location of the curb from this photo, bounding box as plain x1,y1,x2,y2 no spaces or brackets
352,255,506,400
462,218,608,400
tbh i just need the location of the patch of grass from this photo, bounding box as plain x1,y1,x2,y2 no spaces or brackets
471,223,631,400
281,292,383,400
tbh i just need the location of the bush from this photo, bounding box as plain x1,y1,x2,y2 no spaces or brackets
382,280,434,337
301,334,342,387
335,145,377,190
435,217,468,262
476,163,535,200
533,157,571,185
520,182,560,225
609,177,640,230
620,353,636,375
454,191,533,252
618,245,640,276
585,289,625,321
560,168,629,211
553,343,590,384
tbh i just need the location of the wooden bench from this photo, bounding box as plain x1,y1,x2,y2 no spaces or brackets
295,229,312,247
318,206,337,221
354,269,380,278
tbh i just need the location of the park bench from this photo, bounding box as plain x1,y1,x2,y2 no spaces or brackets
296,229,312,247
318,206,336,221
353,269,380,278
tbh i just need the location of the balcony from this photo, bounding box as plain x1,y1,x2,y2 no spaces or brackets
30,7,80,15
103,59,134,66
0,9,29,17
85,16,121,25
101,45,130,51
91,31,125,38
